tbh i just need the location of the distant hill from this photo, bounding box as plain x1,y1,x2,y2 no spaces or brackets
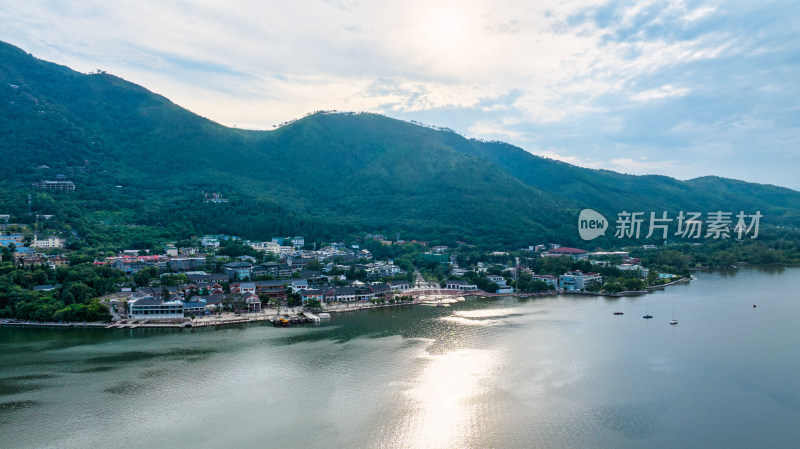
1,40,797,248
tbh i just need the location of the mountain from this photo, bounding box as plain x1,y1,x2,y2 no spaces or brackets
1,40,798,248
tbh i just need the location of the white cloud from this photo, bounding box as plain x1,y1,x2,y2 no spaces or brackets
633,84,690,101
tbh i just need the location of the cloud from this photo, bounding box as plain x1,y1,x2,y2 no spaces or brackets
633,84,690,101
0,0,798,188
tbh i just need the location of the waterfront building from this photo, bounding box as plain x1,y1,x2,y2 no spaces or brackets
558,271,602,291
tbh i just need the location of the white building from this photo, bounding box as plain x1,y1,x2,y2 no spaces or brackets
128,297,184,320
31,235,65,249
616,264,650,279
291,236,305,249
531,274,559,288
487,275,507,286
445,280,478,291
558,271,602,291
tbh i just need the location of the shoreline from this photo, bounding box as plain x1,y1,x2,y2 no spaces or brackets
1,278,691,330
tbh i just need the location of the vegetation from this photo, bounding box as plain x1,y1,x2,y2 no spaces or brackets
3,40,800,251
0,262,117,321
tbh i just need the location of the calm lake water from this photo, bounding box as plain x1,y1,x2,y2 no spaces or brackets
2,267,800,448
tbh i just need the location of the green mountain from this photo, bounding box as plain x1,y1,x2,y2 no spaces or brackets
1,40,797,248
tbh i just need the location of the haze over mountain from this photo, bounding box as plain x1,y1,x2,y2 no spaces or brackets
1,40,798,247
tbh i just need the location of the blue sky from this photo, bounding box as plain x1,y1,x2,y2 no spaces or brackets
2,0,798,189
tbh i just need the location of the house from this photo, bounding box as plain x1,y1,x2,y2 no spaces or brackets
255,280,287,302
230,282,256,294
47,255,70,268
200,294,225,311
300,289,324,304
223,261,253,280
286,257,313,271
242,293,261,312
389,280,411,291
531,274,558,288
445,280,478,291
488,275,507,286
13,247,37,263
290,279,309,293
543,247,589,260
558,271,602,291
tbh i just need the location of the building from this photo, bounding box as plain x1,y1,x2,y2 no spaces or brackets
445,280,478,291
31,235,66,249
168,256,206,272
368,283,390,297
128,297,184,320
616,264,650,279
255,280,287,302
531,274,558,288
230,282,256,294
496,286,514,294
32,180,75,192
389,280,411,291
290,279,309,293
0,234,24,247
242,293,262,312
183,301,207,317
558,271,602,291
291,236,305,249
223,261,253,280
300,289,324,304
543,247,589,260
487,275,507,286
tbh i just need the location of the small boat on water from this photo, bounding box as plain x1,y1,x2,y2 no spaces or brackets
317,313,331,319
614,303,623,315
670,319,678,325
670,306,678,325
643,303,653,319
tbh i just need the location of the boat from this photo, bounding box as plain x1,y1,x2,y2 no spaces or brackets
670,306,678,325
613,303,623,315
643,303,653,319
317,313,331,319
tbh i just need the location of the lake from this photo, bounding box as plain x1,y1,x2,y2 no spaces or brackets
2,267,799,448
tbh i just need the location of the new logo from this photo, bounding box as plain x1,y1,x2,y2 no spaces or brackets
579,209,608,240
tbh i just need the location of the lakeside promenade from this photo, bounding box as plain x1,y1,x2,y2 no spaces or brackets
1,279,689,329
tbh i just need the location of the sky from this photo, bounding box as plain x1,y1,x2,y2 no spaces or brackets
2,0,799,189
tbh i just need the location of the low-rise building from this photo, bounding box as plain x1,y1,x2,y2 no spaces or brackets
543,247,589,260
558,271,602,291
445,279,478,291
531,274,558,288
389,280,411,291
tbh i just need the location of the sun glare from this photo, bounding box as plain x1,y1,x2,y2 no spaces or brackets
422,8,470,50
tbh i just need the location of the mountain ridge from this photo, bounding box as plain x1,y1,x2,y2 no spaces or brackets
1,40,797,247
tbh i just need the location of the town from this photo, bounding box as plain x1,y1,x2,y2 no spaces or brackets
0,228,686,327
